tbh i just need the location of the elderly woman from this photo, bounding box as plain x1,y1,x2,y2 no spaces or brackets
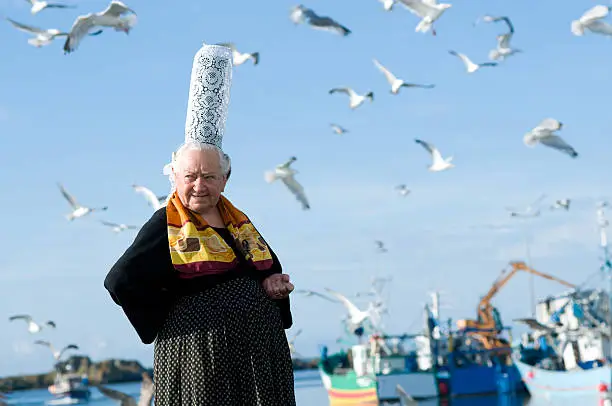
104,141,297,405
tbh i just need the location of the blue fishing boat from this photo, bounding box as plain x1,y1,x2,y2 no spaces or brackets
514,202,612,399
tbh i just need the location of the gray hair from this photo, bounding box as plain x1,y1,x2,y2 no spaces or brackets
165,141,231,200
173,141,231,176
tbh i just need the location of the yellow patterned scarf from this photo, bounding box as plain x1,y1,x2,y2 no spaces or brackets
166,192,273,278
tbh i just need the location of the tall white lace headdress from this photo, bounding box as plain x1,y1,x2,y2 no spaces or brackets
163,43,234,195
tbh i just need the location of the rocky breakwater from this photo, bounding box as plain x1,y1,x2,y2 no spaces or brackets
0,356,152,392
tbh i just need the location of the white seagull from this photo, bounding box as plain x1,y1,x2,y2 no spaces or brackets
325,288,381,329
216,42,259,66
34,341,79,361
97,372,154,406
330,123,349,135
101,221,139,233
415,139,454,171
63,0,137,54
373,59,435,94
449,50,498,73
329,87,374,109
132,184,167,211
287,329,302,356
481,15,521,61
9,315,56,334
290,5,351,36
264,156,310,210
25,0,75,15
379,0,397,11
295,289,339,302
6,18,68,47
397,0,452,35
571,5,612,37
523,118,578,158
58,183,108,221
551,199,571,211
395,184,411,196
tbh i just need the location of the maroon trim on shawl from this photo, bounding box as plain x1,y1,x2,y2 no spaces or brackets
174,259,239,279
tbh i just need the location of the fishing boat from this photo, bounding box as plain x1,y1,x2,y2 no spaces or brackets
46,372,91,405
513,202,612,398
318,332,442,405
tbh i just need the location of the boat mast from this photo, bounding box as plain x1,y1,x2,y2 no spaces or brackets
596,202,612,370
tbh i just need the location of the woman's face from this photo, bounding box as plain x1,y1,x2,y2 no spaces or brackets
173,149,227,214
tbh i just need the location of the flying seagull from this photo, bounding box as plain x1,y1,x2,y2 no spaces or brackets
379,0,397,11
6,18,68,47
373,59,435,94
63,0,137,54
448,50,497,73
295,289,339,302
523,118,578,158
329,88,374,109
97,372,154,406
395,184,410,196
375,240,388,253
481,15,521,61
571,5,612,37
25,0,76,15
34,341,79,361
100,221,139,233
330,123,348,135
264,156,310,210
216,42,259,66
290,5,351,36
397,0,452,35
132,184,167,211
325,288,381,329
551,199,571,211
415,139,454,171
9,315,55,334
506,194,546,218
287,329,302,356
58,183,108,220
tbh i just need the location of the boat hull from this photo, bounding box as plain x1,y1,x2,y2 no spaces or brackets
318,366,439,404
515,357,612,396
449,363,526,397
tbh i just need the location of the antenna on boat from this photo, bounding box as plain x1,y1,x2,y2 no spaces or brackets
597,201,611,272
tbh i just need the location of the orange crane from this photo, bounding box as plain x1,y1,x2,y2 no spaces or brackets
456,261,576,350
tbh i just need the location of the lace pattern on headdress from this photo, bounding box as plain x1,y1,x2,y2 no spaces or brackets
184,44,233,149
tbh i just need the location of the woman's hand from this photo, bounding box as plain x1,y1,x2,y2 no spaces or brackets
262,274,294,299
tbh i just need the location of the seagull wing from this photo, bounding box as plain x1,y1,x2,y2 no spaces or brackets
6,18,45,34
415,139,444,163
34,340,52,348
325,288,363,318
498,32,512,48
329,87,355,97
535,118,562,132
539,135,578,158
373,59,398,85
397,0,434,18
295,289,338,302
102,1,134,17
64,14,97,53
58,344,79,359
281,175,310,210
97,385,135,405
57,184,80,209
448,50,472,69
586,20,612,35
495,16,515,34
132,185,161,210
215,42,237,51
100,221,121,228
9,314,32,322
580,5,610,25
46,3,76,9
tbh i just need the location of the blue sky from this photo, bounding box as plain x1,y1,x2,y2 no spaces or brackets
1,0,612,376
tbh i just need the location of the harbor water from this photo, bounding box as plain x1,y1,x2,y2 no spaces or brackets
1,370,608,405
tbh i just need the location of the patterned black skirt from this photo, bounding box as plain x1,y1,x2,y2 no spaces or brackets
153,276,296,406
